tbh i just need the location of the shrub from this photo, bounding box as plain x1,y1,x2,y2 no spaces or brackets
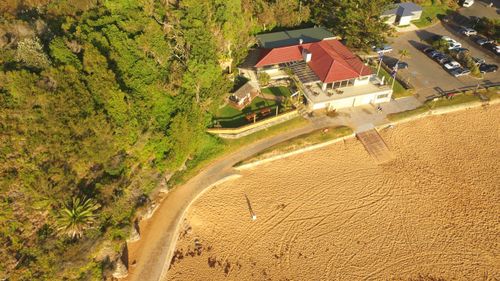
432,39,449,52
475,17,500,41
56,197,100,239
258,72,271,86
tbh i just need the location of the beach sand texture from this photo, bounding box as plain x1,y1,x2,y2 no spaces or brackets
167,105,500,281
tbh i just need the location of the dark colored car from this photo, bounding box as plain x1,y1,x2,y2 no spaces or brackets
472,57,486,66
474,37,494,46
454,47,469,54
450,67,471,77
483,43,500,55
479,64,498,73
423,47,435,55
430,51,443,58
388,61,408,69
436,55,451,64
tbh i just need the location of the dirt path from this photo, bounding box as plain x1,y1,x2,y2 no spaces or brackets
125,116,349,281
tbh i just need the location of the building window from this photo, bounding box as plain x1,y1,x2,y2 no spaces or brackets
377,94,389,99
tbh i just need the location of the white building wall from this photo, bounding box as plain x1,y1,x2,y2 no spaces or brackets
411,11,422,21
354,76,371,86
398,15,412,26
308,89,393,111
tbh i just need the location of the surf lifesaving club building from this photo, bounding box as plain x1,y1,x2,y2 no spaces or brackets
252,27,393,111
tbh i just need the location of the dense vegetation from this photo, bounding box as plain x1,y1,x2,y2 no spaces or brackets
0,0,403,279
476,17,500,41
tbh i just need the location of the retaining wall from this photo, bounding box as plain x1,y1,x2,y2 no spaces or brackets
207,110,299,139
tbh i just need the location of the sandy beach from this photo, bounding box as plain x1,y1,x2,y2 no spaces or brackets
167,105,500,281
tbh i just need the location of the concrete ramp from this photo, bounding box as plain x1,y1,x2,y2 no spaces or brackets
356,129,393,163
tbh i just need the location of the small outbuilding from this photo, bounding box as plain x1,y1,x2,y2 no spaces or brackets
228,81,259,110
382,2,422,26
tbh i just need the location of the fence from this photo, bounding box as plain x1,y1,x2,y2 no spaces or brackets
207,110,299,139
425,82,500,101
379,62,415,90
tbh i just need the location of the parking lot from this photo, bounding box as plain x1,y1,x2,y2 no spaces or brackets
457,0,499,21
389,21,499,101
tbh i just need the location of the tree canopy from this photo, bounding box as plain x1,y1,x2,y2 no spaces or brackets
0,0,315,279
307,0,394,50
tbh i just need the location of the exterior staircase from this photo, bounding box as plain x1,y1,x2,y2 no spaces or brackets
292,98,310,118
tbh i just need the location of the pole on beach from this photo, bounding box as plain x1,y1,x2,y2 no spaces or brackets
244,194,257,221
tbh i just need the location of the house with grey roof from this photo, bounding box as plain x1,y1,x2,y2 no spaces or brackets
382,2,422,26
255,27,338,49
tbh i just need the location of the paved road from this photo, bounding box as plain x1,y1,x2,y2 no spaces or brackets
124,97,421,281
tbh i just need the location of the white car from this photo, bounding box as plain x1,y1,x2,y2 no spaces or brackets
444,61,461,70
441,36,456,43
460,27,477,36
448,42,462,50
462,0,474,7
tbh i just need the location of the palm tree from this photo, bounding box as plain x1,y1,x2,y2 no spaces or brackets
396,49,410,67
56,197,100,239
390,49,410,86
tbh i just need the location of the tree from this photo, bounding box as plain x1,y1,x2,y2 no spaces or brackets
432,39,449,52
15,37,50,69
56,197,100,239
307,0,393,50
396,49,410,65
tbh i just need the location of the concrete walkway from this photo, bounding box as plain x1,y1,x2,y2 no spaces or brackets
125,96,423,281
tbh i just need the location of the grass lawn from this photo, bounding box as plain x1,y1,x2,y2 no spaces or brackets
169,116,310,186
215,97,278,128
261,86,292,98
386,105,430,121
387,91,491,121
412,4,454,28
371,66,411,99
237,126,353,166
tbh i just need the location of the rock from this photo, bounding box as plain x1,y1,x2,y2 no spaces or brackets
144,203,159,219
127,225,140,243
112,258,128,279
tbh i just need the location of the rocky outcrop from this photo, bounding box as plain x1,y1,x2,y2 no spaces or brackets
112,258,128,279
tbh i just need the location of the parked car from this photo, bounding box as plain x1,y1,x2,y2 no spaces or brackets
441,36,454,42
462,0,474,7
423,47,435,54
450,67,471,77
459,27,477,36
472,57,486,66
429,51,443,58
373,45,393,54
454,47,469,53
479,64,498,73
437,55,452,64
448,42,462,50
388,61,409,69
474,37,493,46
484,43,500,55
444,61,461,70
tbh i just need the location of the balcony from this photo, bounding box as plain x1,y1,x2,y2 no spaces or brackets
302,76,392,105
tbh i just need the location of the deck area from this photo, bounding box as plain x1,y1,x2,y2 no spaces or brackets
304,78,392,104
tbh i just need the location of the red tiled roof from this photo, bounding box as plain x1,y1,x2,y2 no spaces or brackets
254,39,371,83
254,44,309,68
